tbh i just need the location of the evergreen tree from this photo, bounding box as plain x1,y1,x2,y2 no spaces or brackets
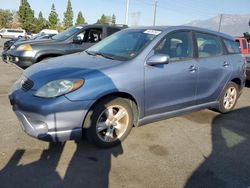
48,4,59,29
36,11,48,32
111,14,116,25
17,0,35,32
96,14,110,24
0,9,13,28
63,0,73,28
75,11,86,25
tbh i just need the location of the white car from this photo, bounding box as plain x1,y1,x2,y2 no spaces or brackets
32,29,58,38
0,28,26,39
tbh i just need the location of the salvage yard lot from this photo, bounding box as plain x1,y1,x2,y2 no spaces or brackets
0,39,250,188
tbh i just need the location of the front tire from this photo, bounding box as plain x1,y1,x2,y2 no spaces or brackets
84,97,134,148
217,82,239,113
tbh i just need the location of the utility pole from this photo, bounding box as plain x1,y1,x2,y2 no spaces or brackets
218,14,223,32
153,0,158,26
125,0,129,25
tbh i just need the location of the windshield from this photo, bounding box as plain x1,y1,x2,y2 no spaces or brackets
86,29,161,61
52,26,82,40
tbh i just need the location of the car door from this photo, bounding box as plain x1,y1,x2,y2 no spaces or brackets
194,32,232,104
145,31,198,116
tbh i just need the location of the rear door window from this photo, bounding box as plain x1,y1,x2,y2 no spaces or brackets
224,39,240,54
195,32,223,58
155,31,193,62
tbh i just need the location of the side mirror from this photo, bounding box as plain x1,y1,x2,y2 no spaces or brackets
73,36,82,44
146,54,170,66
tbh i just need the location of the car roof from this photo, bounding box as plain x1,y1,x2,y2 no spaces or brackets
126,25,234,40
76,24,128,29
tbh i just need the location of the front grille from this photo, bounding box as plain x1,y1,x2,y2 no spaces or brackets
22,79,34,91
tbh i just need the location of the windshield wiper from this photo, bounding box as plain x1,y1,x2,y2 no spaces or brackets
95,52,115,60
85,50,96,56
85,51,115,60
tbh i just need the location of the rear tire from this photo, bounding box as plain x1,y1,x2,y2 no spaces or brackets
217,82,239,113
84,97,134,148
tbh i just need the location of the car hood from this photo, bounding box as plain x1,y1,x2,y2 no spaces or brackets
24,52,122,89
14,39,59,47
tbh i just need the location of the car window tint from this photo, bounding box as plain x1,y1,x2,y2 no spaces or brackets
107,28,120,36
195,32,223,58
84,28,103,43
224,39,240,54
155,31,193,62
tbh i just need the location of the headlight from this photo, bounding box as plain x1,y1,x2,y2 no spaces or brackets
10,45,15,49
34,79,84,98
16,44,33,51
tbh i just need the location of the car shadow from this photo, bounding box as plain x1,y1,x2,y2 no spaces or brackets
184,107,250,188
245,80,250,88
0,141,123,188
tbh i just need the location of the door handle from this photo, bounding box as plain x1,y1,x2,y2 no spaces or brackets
223,61,230,67
189,65,197,72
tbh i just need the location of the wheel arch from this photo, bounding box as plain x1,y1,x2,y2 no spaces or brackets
231,77,242,88
82,91,140,129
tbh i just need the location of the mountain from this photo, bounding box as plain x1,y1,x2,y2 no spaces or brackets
186,14,250,36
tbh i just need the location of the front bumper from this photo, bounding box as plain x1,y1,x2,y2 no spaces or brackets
2,51,8,63
9,88,94,142
5,50,36,69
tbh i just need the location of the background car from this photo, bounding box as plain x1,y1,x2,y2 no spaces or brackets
31,29,58,39
246,56,250,80
4,24,127,69
0,28,26,38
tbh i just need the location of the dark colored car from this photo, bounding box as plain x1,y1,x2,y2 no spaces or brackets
4,24,127,69
246,56,250,80
9,26,246,148
2,36,29,63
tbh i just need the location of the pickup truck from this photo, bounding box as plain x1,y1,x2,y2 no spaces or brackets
235,37,249,55
4,24,127,69
234,37,250,80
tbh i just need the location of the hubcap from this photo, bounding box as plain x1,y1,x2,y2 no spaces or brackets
223,87,237,110
96,105,129,143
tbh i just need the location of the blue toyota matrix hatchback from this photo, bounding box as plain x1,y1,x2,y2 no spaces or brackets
9,26,246,147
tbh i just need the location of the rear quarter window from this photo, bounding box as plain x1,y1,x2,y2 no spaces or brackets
224,39,240,54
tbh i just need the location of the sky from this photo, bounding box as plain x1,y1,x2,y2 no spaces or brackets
0,0,250,26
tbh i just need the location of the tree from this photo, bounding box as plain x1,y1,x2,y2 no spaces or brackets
63,0,73,28
36,11,48,32
96,14,111,24
0,9,13,28
48,4,59,30
17,0,35,32
111,14,116,25
75,11,86,25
